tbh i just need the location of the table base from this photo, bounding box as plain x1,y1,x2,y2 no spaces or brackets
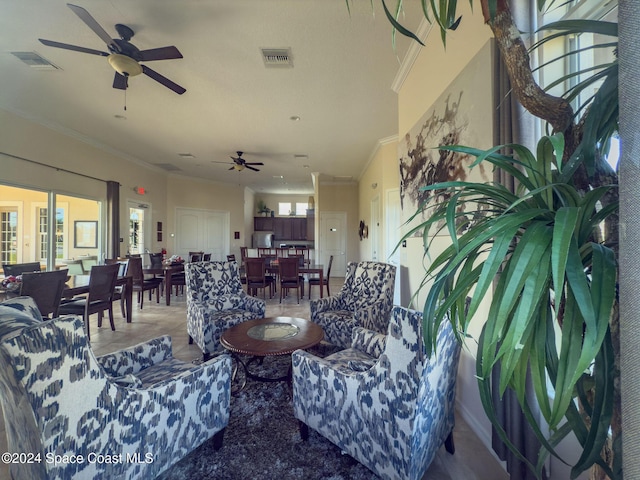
230,353,293,393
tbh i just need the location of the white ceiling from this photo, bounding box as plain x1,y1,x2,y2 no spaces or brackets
0,0,422,194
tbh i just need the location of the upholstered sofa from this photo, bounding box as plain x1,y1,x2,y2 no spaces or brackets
185,260,266,358
0,296,231,480
292,305,461,480
310,261,396,349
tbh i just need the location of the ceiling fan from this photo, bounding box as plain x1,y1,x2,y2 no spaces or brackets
213,152,264,172
39,3,186,94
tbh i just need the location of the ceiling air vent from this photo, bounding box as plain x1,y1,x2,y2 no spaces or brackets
154,163,182,172
11,51,59,70
261,48,293,68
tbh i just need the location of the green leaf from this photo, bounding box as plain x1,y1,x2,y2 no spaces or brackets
551,207,580,318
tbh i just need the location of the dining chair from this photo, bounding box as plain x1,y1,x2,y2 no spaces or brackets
245,257,275,299
203,253,212,261
278,257,303,303
105,258,130,318
19,269,68,319
226,254,236,262
62,259,84,275
308,255,333,299
149,252,164,267
78,255,98,274
58,263,120,339
127,256,162,309
2,262,42,277
189,251,204,262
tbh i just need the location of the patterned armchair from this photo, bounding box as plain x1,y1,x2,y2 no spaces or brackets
310,261,396,349
292,305,462,480
186,260,266,358
0,296,231,480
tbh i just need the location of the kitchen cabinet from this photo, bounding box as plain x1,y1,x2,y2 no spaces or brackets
254,217,274,231
255,217,307,240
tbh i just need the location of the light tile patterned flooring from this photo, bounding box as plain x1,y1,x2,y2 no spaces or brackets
0,279,507,480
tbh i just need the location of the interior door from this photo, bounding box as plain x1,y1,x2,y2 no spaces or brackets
370,195,380,261
385,188,402,305
318,211,347,277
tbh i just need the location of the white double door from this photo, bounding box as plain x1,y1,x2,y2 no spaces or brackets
175,207,229,261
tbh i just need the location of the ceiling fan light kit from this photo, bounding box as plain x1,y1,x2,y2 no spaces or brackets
108,54,142,77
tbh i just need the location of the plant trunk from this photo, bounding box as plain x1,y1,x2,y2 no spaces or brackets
480,0,621,477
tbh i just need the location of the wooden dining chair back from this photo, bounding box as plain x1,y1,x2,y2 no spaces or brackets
58,263,120,339
245,257,274,299
308,255,333,299
226,254,236,262
62,259,84,275
189,251,204,262
278,257,303,303
105,258,130,318
2,262,42,277
203,253,212,261
127,256,162,309
149,253,164,267
19,269,68,319
79,255,98,274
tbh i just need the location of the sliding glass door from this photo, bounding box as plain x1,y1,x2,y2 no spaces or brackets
0,183,102,272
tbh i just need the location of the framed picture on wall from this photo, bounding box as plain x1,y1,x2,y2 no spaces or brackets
74,220,98,248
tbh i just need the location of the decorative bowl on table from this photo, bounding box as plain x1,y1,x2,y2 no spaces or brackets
163,255,184,266
1,275,22,291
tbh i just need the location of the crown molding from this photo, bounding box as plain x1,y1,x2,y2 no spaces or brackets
391,17,434,93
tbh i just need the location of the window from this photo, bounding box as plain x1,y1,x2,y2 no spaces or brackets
295,203,309,216
0,209,18,264
278,202,292,216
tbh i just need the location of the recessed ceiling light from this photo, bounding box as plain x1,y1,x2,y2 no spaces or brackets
273,175,284,179
303,165,310,168
178,153,195,159
290,115,301,121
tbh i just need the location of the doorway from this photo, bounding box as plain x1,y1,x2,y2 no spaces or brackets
370,195,380,261
318,211,347,277
128,202,150,256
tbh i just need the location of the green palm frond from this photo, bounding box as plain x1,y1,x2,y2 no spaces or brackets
403,134,618,479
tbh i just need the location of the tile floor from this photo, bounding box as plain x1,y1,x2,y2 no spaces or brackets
0,279,508,480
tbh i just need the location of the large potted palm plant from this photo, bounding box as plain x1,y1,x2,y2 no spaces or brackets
365,0,620,478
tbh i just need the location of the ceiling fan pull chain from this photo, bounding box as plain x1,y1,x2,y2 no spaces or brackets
124,87,127,111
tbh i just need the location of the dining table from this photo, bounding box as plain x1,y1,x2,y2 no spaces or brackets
142,263,184,306
63,274,134,322
266,262,325,298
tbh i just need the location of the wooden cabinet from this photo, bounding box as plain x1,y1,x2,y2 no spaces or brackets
255,216,308,240
273,218,290,240
254,217,274,232
291,218,306,240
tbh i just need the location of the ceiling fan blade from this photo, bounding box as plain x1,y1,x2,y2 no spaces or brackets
113,72,128,90
246,166,260,172
38,38,109,56
228,166,235,171
139,46,183,62
67,3,119,51
142,65,186,94
245,162,264,166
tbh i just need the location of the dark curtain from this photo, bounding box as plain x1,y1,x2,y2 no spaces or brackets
490,2,546,477
618,0,640,477
106,181,120,259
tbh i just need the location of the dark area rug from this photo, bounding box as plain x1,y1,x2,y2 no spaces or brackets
158,347,375,480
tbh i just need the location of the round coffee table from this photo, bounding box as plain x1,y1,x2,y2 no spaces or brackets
221,316,324,389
